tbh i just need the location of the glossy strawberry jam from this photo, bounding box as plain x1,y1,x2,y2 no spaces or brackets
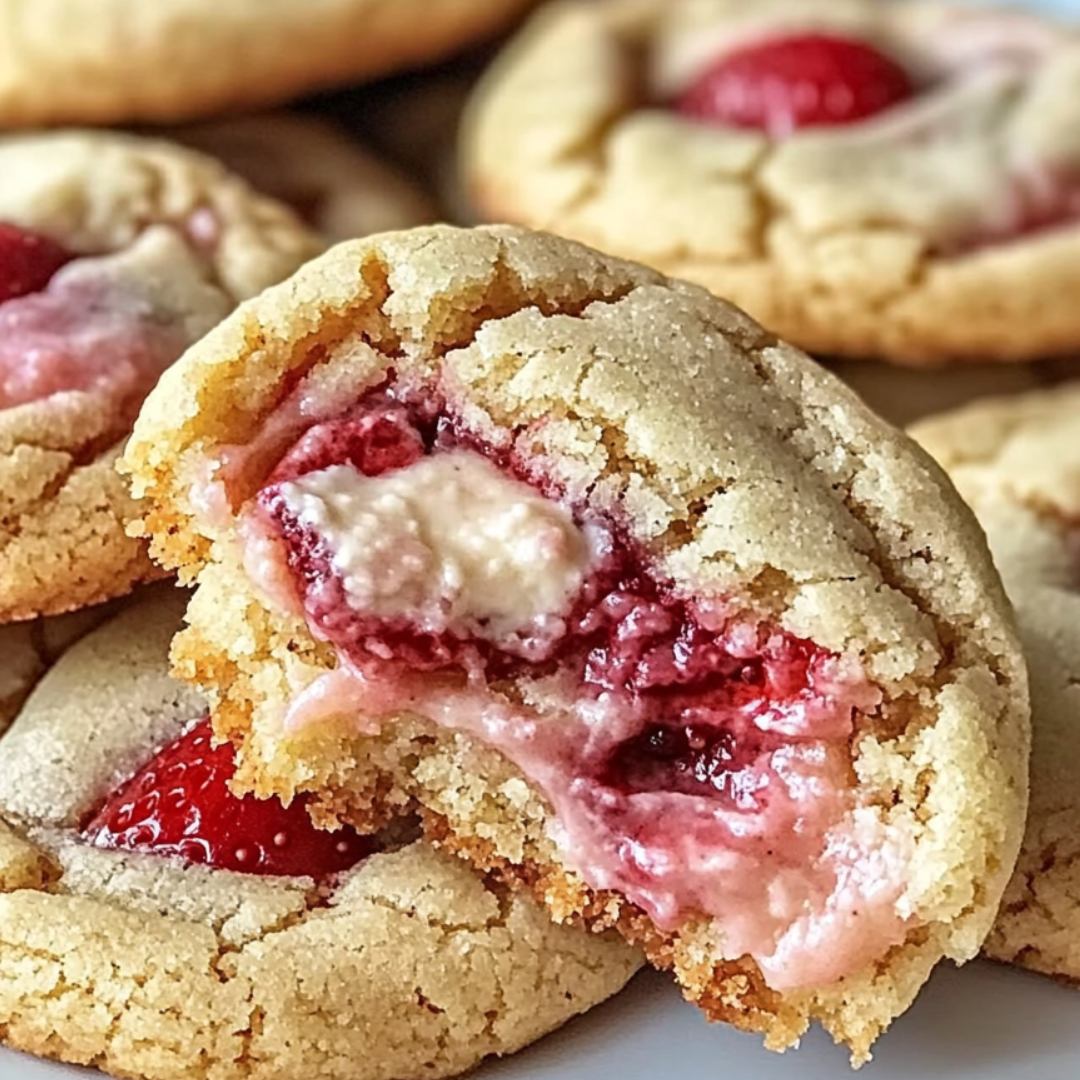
241,376,908,990
256,393,837,714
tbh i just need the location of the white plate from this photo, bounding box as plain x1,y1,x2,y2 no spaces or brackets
3,959,1077,1079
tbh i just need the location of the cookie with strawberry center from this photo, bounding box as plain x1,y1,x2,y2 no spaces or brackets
0,130,322,623
0,0,540,126
463,0,1080,364
911,386,1080,985
0,584,642,1079
122,224,1028,1062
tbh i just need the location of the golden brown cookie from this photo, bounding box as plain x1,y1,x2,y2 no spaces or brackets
0,585,642,1080
462,0,1080,365
0,0,540,127
911,386,1080,985
123,223,1028,1063
0,129,322,623
171,113,436,242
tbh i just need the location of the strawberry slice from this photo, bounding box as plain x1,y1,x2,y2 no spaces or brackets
0,222,72,305
82,717,377,878
676,32,914,137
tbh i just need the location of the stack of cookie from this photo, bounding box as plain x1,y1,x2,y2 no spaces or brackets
0,1,1078,1078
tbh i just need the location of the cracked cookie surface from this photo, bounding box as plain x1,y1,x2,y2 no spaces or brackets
462,0,1080,364
0,129,322,623
123,223,1028,1063
171,113,436,243
912,386,1080,984
0,0,539,126
0,585,642,1080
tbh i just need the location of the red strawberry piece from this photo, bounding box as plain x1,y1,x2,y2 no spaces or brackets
675,32,915,137
82,717,378,878
267,399,426,486
0,222,73,305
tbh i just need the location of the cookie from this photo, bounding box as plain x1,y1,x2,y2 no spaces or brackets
462,0,1080,365
171,113,437,242
122,223,1028,1062
0,0,540,127
0,584,642,1080
0,129,322,623
911,386,1080,984
0,601,121,734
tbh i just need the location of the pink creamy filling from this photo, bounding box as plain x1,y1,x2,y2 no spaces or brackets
236,379,910,989
0,259,190,420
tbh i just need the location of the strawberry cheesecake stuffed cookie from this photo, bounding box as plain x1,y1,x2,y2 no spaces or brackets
463,0,1080,364
0,0,540,126
912,386,1080,985
123,224,1029,1062
0,586,642,1080
0,129,321,623
172,113,436,243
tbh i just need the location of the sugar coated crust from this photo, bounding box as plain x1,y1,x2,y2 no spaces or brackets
462,0,1080,365
912,386,1080,984
0,130,322,622
123,223,1029,1062
171,113,436,243
0,0,539,126
0,585,642,1080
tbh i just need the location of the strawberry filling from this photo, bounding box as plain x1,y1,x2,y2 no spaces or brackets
227,374,911,989
0,223,72,304
952,167,1080,253
0,224,226,423
675,33,915,137
82,717,376,878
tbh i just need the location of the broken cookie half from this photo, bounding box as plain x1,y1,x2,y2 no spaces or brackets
123,224,1030,1063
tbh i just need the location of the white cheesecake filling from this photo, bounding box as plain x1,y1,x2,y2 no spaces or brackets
274,449,598,658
